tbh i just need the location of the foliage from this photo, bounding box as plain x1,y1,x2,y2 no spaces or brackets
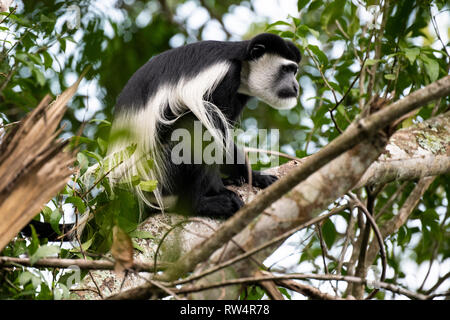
0,0,448,300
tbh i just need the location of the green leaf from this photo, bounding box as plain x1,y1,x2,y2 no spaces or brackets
296,25,309,38
60,38,66,52
41,206,53,221
26,53,42,65
306,26,319,39
77,152,89,171
298,0,310,11
241,285,265,300
0,12,31,27
15,52,29,65
97,137,108,154
403,47,420,64
66,196,86,213
125,144,137,157
139,180,158,192
73,136,96,145
322,219,337,248
365,58,380,66
384,74,396,80
132,239,145,253
40,14,55,23
278,287,292,299
84,150,103,163
41,51,53,69
292,17,301,27
298,25,320,39
49,209,62,235
280,30,295,38
71,237,93,253
420,55,439,82
309,0,323,12
28,224,39,256
266,20,292,30
32,68,46,86
337,104,346,117
30,245,61,265
18,271,37,286
308,44,328,66
89,118,111,126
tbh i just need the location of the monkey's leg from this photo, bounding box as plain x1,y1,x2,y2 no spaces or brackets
181,163,244,218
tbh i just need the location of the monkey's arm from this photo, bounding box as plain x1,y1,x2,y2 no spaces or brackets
221,141,277,189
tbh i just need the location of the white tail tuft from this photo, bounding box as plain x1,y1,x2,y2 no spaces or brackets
105,62,232,212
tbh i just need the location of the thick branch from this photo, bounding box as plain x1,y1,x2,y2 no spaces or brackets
355,111,450,188
160,75,450,282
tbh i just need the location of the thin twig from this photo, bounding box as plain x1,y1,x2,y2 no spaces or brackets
336,208,355,275
348,192,387,300
315,223,329,274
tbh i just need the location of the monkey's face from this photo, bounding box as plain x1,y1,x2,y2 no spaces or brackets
239,53,299,110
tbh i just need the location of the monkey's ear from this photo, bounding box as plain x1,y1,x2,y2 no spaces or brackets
249,44,265,59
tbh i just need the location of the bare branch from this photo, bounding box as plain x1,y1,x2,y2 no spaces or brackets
274,278,343,300
0,256,170,272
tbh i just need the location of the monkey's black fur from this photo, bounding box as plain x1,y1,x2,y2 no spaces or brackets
114,33,301,218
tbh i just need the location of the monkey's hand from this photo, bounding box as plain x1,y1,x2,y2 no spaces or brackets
223,170,277,188
251,170,277,189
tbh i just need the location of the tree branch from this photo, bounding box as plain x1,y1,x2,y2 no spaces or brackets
0,256,170,272
159,75,450,282
355,111,450,188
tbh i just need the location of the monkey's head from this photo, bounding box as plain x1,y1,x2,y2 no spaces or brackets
238,33,301,110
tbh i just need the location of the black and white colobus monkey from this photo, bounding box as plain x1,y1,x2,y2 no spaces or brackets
108,33,301,219
20,34,300,241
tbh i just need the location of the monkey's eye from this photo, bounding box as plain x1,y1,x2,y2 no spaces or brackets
281,64,298,74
